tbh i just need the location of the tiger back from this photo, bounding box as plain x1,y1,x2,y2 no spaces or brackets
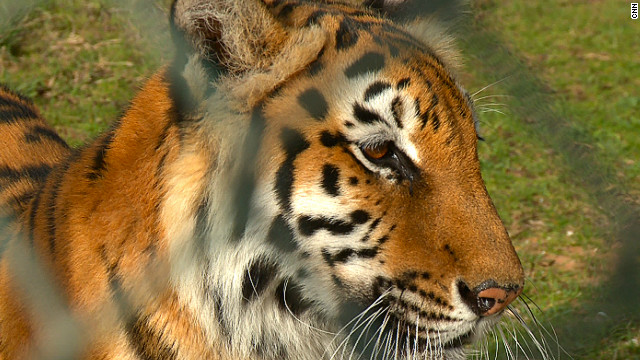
0,85,70,215
0,1,525,359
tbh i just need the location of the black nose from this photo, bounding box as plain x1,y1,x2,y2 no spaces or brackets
457,280,522,316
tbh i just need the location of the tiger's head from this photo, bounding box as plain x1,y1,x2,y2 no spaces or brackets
168,0,524,358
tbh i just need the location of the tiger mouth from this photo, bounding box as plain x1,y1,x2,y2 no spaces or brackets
388,320,475,350
366,314,477,357
442,330,475,349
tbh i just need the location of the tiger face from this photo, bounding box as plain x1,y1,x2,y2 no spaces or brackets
171,0,524,358
257,8,523,359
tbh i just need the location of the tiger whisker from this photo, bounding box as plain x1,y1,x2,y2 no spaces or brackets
347,307,386,360
472,94,512,103
515,297,571,360
369,310,391,360
505,320,531,359
497,324,516,360
478,108,508,116
412,314,420,358
281,279,337,335
471,76,513,98
327,290,391,359
476,102,509,108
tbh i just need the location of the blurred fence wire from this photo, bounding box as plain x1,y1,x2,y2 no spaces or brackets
461,7,640,355
0,0,638,359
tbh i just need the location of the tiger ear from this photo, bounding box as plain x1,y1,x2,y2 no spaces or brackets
170,0,290,74
169,0,326,109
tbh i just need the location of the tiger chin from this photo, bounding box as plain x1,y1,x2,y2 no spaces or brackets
0,0,524,359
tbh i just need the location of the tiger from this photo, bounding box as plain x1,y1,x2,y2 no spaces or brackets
0,0,525,359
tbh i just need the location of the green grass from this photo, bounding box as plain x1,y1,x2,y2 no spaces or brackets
1,0,638,359
466,1,639,358
0,0,169,145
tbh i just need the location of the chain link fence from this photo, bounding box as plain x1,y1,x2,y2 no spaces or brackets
1,0,638,359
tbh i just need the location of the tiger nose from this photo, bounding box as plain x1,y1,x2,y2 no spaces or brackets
457,281,523,316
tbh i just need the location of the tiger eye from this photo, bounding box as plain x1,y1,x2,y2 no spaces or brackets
363,142,389,160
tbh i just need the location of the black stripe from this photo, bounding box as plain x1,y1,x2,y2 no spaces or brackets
275,128,310,212
126,314,178,360
193,196,210,255
297,88,328,121
0,88,37,115
397,77,411,89
336,19,360,51
419,93,439,130
350,210,370,224
46,159,71,257
322,248,335,267
344,52,385,79
27,189,43,248
431,113,441,131
323,246,380,266
363,0,385,10
13,192,35,210
277,3,295,18
0,94,24,108
0,108,39,124
377,234,389,244
388,43,400,57
298,215,354,236
209,287,231,339
266,215,298,252
24,126,69,148
372,276,393,299
319,131,348,148
353,103,384,125
156,151,169,180
391,96,404,128
369,217,382,231
321,164,340,196
332,246,379,264
0,96,12,108
363,81,391,102
304,10,328,26
0,164,52,186
360,217,381,242
87,131,116,180
275,279,312,316
242,257,279,303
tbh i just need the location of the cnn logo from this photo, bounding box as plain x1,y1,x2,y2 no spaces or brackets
633,3,639,19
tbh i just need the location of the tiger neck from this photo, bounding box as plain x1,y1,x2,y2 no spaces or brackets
159,118,349,359
157,56,355,358
174,210,349,359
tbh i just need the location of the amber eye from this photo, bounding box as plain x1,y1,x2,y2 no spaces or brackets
362,142,390,160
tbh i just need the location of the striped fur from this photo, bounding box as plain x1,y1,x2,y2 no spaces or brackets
0,1,524,359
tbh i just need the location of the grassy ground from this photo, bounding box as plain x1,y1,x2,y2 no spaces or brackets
1,0,638,359
466,1,640,358
0,0,169,145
